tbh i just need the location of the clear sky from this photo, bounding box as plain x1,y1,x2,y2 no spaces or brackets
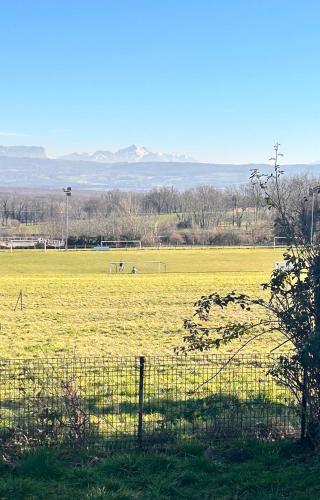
0,0,319,163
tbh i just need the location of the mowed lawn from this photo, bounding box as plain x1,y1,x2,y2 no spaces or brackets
0,248,285,358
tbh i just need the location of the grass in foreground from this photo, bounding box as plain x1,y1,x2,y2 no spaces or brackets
0,440,319,499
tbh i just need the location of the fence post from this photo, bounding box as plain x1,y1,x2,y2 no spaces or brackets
300,368,308,442
138,356,145,448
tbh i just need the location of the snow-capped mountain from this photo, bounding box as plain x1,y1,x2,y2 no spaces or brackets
60,144,194,163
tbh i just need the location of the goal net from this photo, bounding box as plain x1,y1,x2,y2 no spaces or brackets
108,261,166,274
273,236,288,248
101,240,142,249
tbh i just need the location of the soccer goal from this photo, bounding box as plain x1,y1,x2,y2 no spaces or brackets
101,240,142,249
273,236,287,249
108,261,166,274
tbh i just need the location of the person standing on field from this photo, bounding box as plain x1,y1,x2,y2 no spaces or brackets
118,261,125,272
131,266,138,274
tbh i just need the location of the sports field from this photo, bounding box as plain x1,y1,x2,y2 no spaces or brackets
0,248,285,358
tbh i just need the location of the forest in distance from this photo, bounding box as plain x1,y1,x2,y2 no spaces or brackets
0,173,318,246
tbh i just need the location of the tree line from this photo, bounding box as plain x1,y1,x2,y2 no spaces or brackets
0,174,319,246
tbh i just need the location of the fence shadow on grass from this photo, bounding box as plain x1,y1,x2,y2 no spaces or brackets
0,355,301,452
0,393,299,453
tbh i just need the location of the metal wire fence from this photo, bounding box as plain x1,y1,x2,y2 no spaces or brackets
0,355,300,451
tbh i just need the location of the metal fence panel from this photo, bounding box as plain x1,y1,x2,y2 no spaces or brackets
0,355,299,450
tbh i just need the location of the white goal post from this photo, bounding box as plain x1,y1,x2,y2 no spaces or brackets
101,240,142,249
108,261,166,274
273,236,287,249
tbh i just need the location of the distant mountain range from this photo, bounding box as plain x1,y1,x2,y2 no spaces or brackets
0,144,193,163
59,144,194,163
0,145,320,190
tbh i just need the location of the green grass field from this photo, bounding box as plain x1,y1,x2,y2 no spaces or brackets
0,248,285,358
1,440,319,499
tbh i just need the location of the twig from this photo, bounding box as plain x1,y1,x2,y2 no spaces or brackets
190,330,268,394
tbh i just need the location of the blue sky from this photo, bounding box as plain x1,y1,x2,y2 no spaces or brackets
0,0,319,163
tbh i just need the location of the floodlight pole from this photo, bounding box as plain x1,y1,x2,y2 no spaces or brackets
63,187,72,250
66,195,69,249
